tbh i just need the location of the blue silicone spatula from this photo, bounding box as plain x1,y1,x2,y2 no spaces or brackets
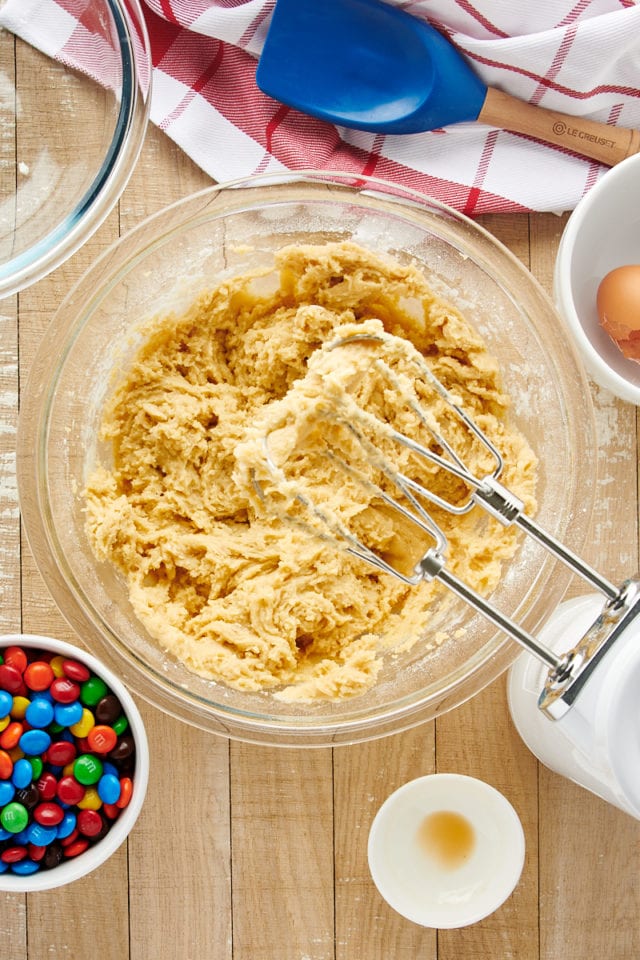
256,0,640,167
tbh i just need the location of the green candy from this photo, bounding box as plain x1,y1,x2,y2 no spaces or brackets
29,757,44,780
80,676,109,707
73,753,103,786
1,801,29,834
113,714,129,736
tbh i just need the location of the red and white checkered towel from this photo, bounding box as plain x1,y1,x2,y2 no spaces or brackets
2,0,639,214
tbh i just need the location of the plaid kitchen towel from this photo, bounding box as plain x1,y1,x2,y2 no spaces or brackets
1,0,639,214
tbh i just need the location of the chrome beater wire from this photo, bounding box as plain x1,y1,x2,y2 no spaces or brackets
252,327,627,682
326,331,619,604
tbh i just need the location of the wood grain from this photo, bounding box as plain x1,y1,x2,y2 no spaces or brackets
1,38,639,960
334,729,437,960
530,214,640,960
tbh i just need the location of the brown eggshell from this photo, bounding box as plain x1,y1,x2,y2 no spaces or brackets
597,264,640,361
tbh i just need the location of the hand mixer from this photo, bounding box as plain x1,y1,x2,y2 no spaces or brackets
250,324,640,815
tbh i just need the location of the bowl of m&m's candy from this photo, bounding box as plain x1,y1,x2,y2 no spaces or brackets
0,634,148,891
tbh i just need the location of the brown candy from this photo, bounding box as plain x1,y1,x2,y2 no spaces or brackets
108,734,135,764
95,693,121,725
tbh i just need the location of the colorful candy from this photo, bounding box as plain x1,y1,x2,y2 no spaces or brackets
0,645,136,876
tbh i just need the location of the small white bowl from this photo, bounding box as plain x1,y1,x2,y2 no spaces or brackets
0,634,149,892
554,153,640,405
367,774,525,928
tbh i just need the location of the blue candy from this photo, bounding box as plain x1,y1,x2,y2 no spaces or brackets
0,689,12,718
0,781,15,806
11,859,40,876
11,758,33,790
18,729,51,756
32,688,53,703
25,697,55,729
0,861,8,874
26,822,57,846
98,773,121,805
56,811,77,840
54,700,83,727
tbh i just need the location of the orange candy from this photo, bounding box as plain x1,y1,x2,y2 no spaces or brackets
0,721,23,751
86,725,117,755
23,661,55,692
116,777,133,810
0,749,14,780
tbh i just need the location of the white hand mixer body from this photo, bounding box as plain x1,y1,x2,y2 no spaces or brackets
508,592,640,818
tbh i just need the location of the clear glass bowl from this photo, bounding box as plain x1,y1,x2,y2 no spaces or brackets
0,0,150,297
17,172,597,746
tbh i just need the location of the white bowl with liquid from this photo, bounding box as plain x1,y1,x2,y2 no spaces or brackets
367,773,525,928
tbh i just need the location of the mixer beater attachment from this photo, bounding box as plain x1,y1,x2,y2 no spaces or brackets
250,326,640,719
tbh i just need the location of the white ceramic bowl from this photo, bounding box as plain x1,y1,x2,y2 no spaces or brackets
368,774,525,928
554,153,640,405
0,634,149,892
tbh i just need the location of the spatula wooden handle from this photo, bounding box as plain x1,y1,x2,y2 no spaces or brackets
478,87,640,167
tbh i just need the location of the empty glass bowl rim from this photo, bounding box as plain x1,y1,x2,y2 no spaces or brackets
0,0,151,298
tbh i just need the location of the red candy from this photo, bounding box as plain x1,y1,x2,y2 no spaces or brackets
62,659,90,683
46,740,77,766
57,775,85,805
1,846,28,863
3,647,28,673
60,828,79,848
50,677,81,704
28,844,47,862
0,663,23,693
64,839,90,858
33,802,65,827
78,809,103,838
36,772,58,801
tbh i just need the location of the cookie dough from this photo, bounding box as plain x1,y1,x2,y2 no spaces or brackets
84,241,537,702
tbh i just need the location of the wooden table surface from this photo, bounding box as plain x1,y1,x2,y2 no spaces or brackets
2,56,640,960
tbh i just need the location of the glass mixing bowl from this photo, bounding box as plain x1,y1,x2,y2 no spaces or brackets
17,172,597,746
0,0,150,297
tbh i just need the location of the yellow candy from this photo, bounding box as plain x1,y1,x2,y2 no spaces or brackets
62,761,75,777
11,696,31,720
50,655,66,678
77,786,102,810
70,708,95,738
0,716,10,733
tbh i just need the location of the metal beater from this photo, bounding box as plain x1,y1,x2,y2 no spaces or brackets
252,326,640,723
